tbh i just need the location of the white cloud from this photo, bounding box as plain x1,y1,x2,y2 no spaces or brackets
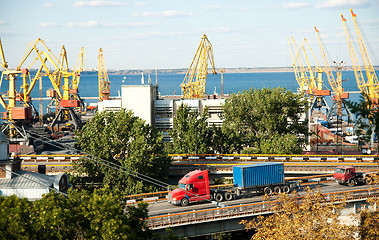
204,5,221,10
73,0,126,7
43,3,55,8
138,31,187,38
0,20,7,26
67,20,99,27
134,1,146,8
282,2,309,9
40,22,59,27
66,20,158,28
316,0,370,9
132,10,193,18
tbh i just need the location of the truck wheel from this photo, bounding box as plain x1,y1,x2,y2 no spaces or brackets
264,187,273,196
282,185,290,193
274,186,282,194
224,192,233,201
181,197,189,206
215,193,224,202
348,179,356,187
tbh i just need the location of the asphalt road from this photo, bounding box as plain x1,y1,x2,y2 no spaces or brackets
147,181,378,217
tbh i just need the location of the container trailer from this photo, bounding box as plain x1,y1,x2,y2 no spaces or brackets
167,163,300,206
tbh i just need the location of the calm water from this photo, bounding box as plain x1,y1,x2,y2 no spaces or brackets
0,70,375,116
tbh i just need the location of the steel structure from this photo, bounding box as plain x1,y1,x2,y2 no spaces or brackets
288,37,330,114
98,48,110,101
0,38,48,142
341,10,379,103
314,27,353,123
181,34,216,99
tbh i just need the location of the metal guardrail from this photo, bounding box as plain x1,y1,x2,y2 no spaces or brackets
147,187,379,229
18,154,379,163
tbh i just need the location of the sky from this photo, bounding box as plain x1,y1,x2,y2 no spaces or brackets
0,0,378,70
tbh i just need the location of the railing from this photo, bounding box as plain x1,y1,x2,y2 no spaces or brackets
147,187,379,229
169,154,379,162
18,154,379,163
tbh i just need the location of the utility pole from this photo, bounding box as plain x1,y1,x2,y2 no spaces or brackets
220,68,225,97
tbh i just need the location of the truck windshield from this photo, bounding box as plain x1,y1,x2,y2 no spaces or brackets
178,183,186,189
335,168,345,174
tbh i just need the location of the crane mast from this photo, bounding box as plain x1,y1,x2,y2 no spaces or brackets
181,34,216,99
314,27,348,115
98,48,110,101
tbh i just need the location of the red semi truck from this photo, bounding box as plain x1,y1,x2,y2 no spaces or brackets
167,163,300,206
333,166,379,187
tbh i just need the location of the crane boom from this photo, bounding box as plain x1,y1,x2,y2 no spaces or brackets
288,38,311,94
98,48,110,101
181,34,216,99
349,9,379,101
314,27,341,96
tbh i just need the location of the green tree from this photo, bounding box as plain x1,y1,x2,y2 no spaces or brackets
74,109,171,194
0,195,32,240
167,104,213,154
222,87,308,153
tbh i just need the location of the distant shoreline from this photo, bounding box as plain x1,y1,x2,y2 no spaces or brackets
105,66,378,75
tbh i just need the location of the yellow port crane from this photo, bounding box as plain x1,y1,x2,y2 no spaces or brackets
98,48,110,101
341,10,379,103
314,27,351,122
0,38,47,142
18,39,84,132
288,37,330,114
181,34,216,99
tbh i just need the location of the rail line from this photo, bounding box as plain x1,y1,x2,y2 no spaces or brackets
147,187,379,229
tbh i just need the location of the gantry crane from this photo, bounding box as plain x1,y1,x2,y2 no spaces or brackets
17,39,84,132
98,48,110,101
181,34,216,99
341,9,379,147
288,37,330,115
314,27,352,124
0,38,47,143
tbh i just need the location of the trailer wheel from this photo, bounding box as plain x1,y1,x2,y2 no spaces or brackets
181,197,189,206
282,185,290,193
274,186,282,194
224,192,233,201
264,187,273,196
348,178,356,187
215,193,224,202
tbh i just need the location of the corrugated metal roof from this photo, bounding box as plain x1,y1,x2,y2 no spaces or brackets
0,171,55,189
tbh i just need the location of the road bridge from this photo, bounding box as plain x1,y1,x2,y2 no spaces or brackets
18,154,379,175
147,184,379,238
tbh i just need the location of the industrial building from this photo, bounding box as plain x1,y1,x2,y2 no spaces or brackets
98,84,225,142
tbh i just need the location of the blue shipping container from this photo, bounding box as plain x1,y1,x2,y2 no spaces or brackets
233,163,284,188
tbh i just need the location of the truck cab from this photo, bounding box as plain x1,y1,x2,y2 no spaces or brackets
333,166,364,186
167,170,211,206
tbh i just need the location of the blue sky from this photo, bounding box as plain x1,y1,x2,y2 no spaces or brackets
1,0,378,70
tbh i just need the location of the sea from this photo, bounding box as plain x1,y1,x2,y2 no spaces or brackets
0,70,376,120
